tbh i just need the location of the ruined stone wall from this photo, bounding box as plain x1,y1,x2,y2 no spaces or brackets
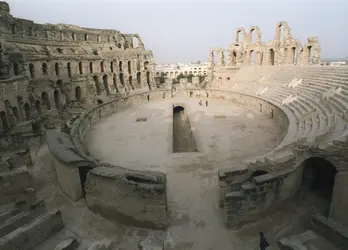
208,21,321,71
0,2,156,134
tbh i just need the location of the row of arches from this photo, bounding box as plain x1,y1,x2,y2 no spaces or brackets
26,60,150,79
93,72,152,95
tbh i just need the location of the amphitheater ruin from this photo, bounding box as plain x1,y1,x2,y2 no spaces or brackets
0,1,347,249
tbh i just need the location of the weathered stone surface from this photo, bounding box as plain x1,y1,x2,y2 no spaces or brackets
54,238,78,250
87,239,114,250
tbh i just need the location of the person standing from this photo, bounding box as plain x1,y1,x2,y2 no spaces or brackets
205,100,208,107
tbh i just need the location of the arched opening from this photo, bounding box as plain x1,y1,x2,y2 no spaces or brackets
0,111,9,131
128,61,132,74
89,62,93,73
236,30,243,43
146,71,151,90
132,37,139,48
56,79,64,92
128,76,134,90
137,72,141,86
301,157,337,215
307,46,312,64
84,34,88,41
190,91,193,97
72,33,76,41
103,75,110,95
41,92,50,110
12,107,20,121
147,95,150,101
54,90,61,109
119,73,125,88
35,100,42,114
79,62,83,74
113,74,119,93
13,62,19,76
269,49,275,66
97,99,103,105
75,86,82,101
250,50,256,65
144,61,149,71
292,47,297,65
232,51,237,66
42,63,48,75
100,61,104,73
97,35,101,42
79,166,93,196
119,61,123,72
270,108,273,118
24,103,31,120
117,43,122,49
55,62,59,76
110,61,114,73
250,29,256,44
259,103,263,112
93,76,101,95
67,62,72,77
279,24,284,40
32,122,40,134
29,63,35,78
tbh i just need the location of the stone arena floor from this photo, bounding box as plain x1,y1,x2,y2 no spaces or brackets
29,97,338,249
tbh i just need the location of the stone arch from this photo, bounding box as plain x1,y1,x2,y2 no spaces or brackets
249,50,256,65
100,61,104,73
235,28,245,43
110,61,114,73
269,49,275,66
56,79,64,92
29,63,35,78
128,75,134,90
24,103,31,120
93,76,101,95
67,62,72,77
42,63,48,75
84,34,88,41
41,92,50,110
248,26,261,44
291,47,297,65
103,75,110,95
232,51,237,66
132,36,139,48
79,62,83,74
35,100,42,114
89,62,94,73
144,61,149,71
305,45,312,65
128,60,132,74
275,21,289,40
13,62,20,76
54,89,61,109
55,62,59,76
137,72,141,86
300,157,337,214
0,111,9,131
12,107,19,121
119,61,123,72
75,86,82,101
119,73,125,88
113,74,119,93
146,71,151,90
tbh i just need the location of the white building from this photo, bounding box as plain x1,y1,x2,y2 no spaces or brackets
155,62,209,79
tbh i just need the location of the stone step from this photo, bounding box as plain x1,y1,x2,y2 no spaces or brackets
0,209,64,250
54,238,79,250
0,200,46,238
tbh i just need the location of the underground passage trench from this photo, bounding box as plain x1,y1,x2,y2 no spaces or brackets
172,105,198,153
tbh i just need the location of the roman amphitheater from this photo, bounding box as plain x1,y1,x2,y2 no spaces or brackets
0,1,347,250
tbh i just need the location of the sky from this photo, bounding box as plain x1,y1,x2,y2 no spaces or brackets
6,0,348,64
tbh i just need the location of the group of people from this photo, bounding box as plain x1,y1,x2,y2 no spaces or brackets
198,100,208,107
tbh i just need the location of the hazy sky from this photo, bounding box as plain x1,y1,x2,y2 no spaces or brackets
7,0,348,63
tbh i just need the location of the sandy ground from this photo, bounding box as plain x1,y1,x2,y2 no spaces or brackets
28,97,338,249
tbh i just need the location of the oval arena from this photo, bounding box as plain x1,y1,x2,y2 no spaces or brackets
0,2,347,250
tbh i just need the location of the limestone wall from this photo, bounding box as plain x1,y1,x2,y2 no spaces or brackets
47,91,171,227
0,2,156,135
85,167,167,229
